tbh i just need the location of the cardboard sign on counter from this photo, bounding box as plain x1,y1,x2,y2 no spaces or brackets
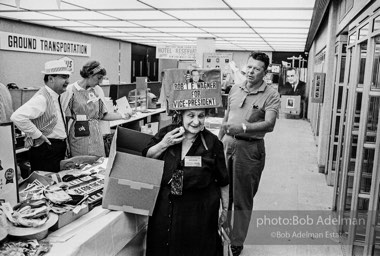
102,127,164,216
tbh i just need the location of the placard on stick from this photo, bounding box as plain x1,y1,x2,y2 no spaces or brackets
163,69,222,111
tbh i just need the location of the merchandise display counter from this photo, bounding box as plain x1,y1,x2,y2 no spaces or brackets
109,108,166,128
45,206,148,256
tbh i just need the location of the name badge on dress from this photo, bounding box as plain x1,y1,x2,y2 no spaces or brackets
184,156,202,167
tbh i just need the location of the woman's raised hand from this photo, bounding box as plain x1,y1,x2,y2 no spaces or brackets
161,127,185,147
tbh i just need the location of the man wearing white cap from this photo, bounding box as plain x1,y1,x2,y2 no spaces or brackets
11,59,71,173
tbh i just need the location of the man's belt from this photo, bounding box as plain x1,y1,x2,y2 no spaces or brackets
234,135,263,142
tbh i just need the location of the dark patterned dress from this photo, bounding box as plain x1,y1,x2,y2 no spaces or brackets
142,125,229,256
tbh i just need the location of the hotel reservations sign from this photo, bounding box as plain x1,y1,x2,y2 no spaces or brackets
0,32,91,57
156,45,196,60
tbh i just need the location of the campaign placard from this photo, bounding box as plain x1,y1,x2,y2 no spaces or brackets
163,69,222,111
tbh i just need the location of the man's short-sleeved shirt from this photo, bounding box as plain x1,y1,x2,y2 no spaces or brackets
227,80,280,139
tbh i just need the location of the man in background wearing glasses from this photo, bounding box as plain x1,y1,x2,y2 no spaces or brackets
11,59,71,173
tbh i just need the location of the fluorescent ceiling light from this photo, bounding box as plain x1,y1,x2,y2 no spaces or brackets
81,20,138,27
132,20,192,27
166,10,239,20
0,0,82,10
64,0,148,9
187,20,247,27
225,0,315,9
237,10,313,20
156,27,205,33
101,10,175,20
41,11,111,20
247,20,311,28
142,0,227,9
31,20,90,27
0,11,57,20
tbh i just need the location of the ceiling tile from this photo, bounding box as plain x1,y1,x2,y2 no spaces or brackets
0,0,83,10
132,20,191,27
64,0,148,9
254,28,309,34
29,20,91,27
0,4,18,11
203,28,253,33
237,10,313,20
225,0,315,9
40,11,111,20
156,27,205,33
81,20,139,27
247,20,311,28
141,0,227,9
166,10,240,20
101,10,175,20
0,11,58,20
108,27,158,33
187,20,248,27
0,0,315,51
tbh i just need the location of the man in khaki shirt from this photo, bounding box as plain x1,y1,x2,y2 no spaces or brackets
219,52,280,256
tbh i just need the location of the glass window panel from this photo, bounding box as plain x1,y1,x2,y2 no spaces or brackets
339,56,346,83
358,23,369,40
337,86,344,110
372,36,380,90
349,33,356,45
365,96,379,143
374,15,380,32
354,92,363,129
358,42,367,86
362,148,375,175
342,44,347,54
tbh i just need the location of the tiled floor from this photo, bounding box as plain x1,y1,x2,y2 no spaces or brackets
240,117,345,256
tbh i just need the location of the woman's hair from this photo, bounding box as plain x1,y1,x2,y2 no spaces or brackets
80,60,107,78
171,109,210,126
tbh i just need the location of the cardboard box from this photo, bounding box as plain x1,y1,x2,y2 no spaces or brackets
102,127,164,216
50,204,89,231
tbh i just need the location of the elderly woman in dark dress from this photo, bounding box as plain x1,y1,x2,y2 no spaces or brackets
143,109,229,256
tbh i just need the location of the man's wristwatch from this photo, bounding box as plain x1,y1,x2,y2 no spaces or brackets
242,123,247,133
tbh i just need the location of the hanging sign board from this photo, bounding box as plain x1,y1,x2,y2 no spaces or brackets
163,69,222,111
203,53,233,70
311,73,326,103
0,122,19,207
156,45,196,60
0,32,91,57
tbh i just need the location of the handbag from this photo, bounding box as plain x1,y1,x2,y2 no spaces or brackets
219,226,232,256
74,121,90,137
